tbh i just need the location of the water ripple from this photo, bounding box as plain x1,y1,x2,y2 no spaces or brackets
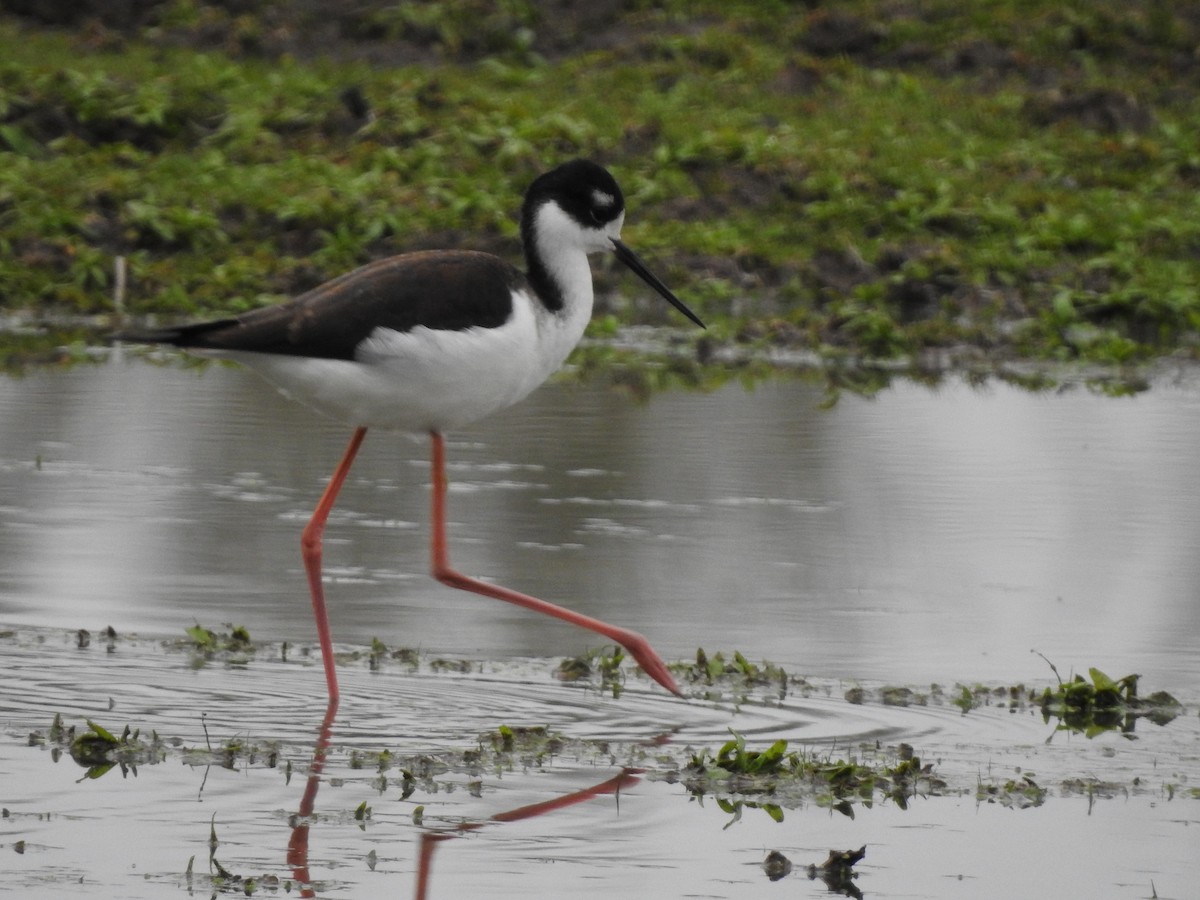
3,626,1197,900
2,626,984,757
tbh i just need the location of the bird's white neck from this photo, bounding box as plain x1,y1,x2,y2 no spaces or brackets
522,202,598,377
528,202,599,308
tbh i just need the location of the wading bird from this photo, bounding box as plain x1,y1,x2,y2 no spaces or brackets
119,160,704,705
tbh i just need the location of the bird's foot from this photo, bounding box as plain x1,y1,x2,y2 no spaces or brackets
615,630,683,697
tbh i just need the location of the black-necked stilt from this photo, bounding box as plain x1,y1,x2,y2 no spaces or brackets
119,159,703,705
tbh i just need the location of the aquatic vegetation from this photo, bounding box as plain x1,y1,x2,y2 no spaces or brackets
427,657,477,674
184,818,284,896
366,636,420,670
1038,667,1182,737
763,846,867,896
707,730,792,778
33,711,286,780
181,622,254,655
0,325,106,375
36,714,169,779
353,799,371,829
668,649,1191,748
976,773,1048,809
556,645,629,696
666,647,811,705
846,683,929,706
932,681,1038,714
677,647,790,688
682,730,946,817
483,725,575,770
18,628,1195,827
7,622,1196,897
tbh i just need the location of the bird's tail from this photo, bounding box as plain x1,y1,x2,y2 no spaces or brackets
112,319,239,347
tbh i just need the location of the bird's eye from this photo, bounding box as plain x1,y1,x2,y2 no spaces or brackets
589,208,604,225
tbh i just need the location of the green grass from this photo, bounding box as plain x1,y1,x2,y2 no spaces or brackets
2,1,1199,367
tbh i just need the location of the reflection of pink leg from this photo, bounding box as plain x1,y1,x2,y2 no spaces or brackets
490,767,644,823
287,701,338,898
415,832,455,900
415,767,644,899
428,431,681,695
301,427,368,707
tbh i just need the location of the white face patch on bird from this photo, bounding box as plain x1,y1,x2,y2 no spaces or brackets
591,189,617,215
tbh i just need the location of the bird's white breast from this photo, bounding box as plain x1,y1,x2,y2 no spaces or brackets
229,285,588,433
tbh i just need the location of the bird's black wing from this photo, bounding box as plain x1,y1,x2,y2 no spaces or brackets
118,251,526,361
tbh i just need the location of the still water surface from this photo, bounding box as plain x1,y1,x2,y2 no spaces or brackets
2,354,1199,898
2,355,1199,689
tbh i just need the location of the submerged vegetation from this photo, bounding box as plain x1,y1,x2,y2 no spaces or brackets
1,1,1199,374
8,625,1195,895
9,619,1194,898
158,628,1189,742
26,627,1193,810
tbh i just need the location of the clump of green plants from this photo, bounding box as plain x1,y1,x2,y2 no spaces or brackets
33,712,284,778
845,683,930,706
706,730,792,779
427,657,476,674
762,846,866,894
181,622,254,655
171,622,259,671
668,647,811,703
932,681,1039,714
365,637,420,670
676,648,789,688
482,724,566,764
557,645,629,696
1038,667,1182,736
38,714,169,779
682,731,944,818
977,773,1047,809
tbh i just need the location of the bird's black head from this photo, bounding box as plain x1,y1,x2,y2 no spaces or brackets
521,159,626,233
519,159,705,329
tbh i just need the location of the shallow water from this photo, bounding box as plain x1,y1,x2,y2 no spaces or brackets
2,354,1199,897
3,628,1197,899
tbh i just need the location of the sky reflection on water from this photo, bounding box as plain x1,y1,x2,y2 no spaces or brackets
2,355,1199,695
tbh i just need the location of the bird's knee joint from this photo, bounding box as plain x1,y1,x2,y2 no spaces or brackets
432,565,464,589
301,530,322,558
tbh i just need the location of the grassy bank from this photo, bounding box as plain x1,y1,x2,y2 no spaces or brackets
1,1,1199,368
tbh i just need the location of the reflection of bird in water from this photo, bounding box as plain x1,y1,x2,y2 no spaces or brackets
285,702,644,899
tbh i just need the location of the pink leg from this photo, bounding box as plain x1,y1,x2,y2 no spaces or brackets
301,427,368,707
428,431,681,696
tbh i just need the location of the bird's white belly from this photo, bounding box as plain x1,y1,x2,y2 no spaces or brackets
226,295,572,432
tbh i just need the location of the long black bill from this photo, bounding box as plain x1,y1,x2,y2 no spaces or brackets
611,238,706,329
